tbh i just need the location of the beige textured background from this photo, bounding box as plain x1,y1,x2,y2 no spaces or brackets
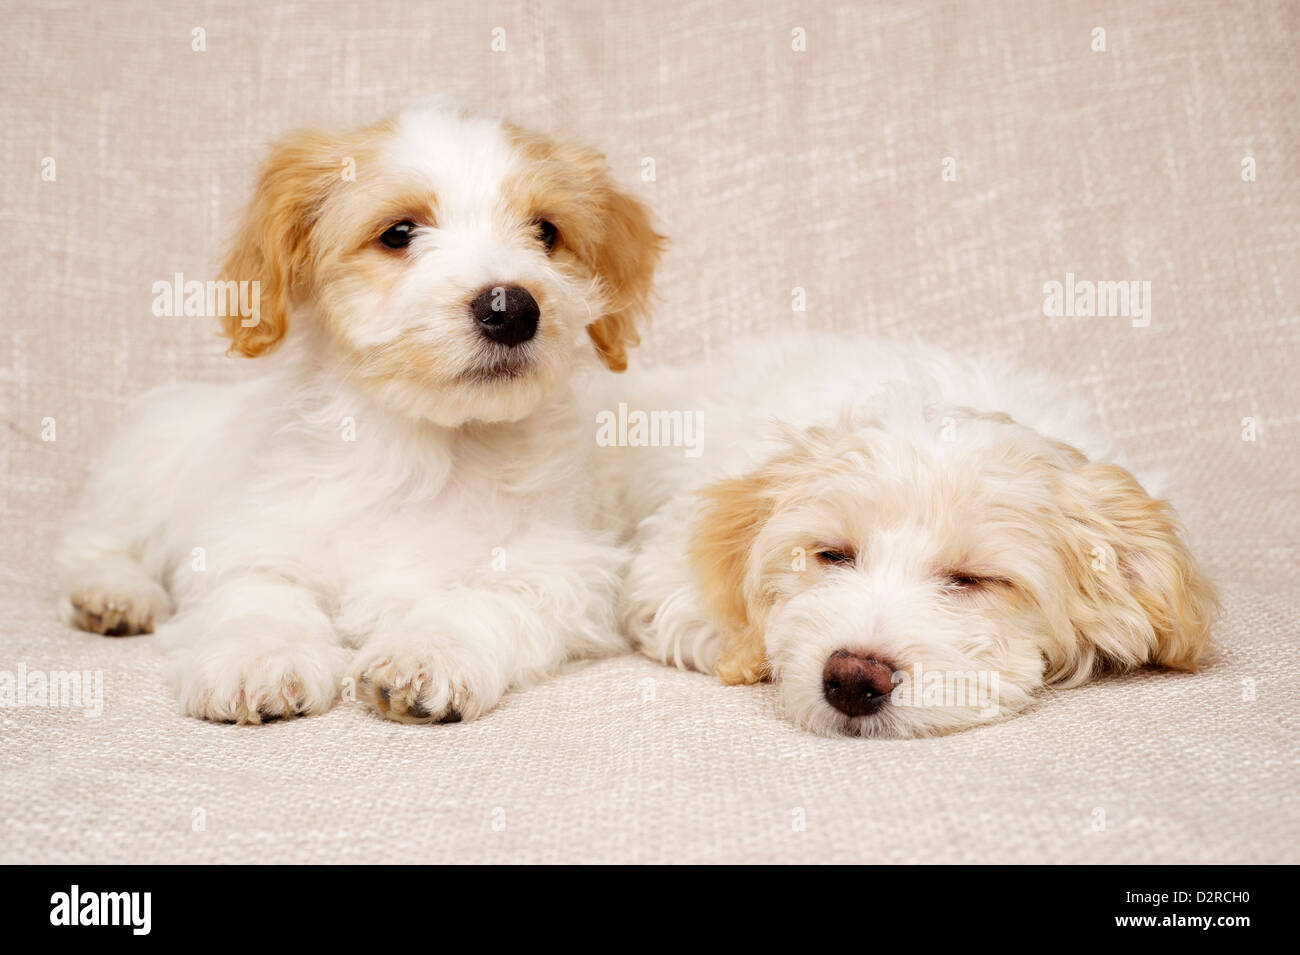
1,0,1297,863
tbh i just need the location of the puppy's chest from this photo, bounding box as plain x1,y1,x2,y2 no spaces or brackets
381,442,579,535
338,483,576,597
240,417,581,570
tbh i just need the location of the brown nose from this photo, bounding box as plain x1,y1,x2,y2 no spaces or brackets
822,650,895,717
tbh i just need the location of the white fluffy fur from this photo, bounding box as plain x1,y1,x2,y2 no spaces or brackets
587,334,1216,738
58,104,657,725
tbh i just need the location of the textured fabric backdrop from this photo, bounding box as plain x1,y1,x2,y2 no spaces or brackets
1,0,1296,864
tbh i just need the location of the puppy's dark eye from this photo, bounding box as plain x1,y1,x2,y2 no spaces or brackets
379,220,416,250
816,548,855,566
534,218,559,253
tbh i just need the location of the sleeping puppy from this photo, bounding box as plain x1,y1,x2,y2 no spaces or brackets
590,335,1216,737
58,102,663,724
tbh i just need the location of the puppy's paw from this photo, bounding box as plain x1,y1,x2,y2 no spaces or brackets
60,567,172,636
353,638,496,725
170,634,348,725
713,630,769,685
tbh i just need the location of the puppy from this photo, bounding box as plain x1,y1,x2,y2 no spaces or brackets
58,103,663,724
590,335,1217,737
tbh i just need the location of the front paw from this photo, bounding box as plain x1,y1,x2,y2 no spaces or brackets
170,633,348,724
353,638,496,725
713,628,769,685
61,574,172,636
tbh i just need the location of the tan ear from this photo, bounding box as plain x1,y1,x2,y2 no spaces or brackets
585,186,664,371
688,474,773,685
1051,459,1218,682
504,126,665,371
219,129,344,357
687,425,851,684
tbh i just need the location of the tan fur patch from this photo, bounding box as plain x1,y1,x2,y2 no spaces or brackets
219,120,395,357
503,124,664,371
688,473,774,684
687,428,856,684
1052,458,1219,678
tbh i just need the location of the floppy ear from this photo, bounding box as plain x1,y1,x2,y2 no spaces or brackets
1049,458,1218,682
687,425,851,685
585,184,664,372
504,126,665,371
688,473,774,685
219,129,344,357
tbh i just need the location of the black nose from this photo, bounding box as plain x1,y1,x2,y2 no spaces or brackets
822,650,895,717
469,285,539,347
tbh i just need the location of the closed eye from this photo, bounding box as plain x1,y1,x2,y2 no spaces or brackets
815,548,856,566
941,571,1008,593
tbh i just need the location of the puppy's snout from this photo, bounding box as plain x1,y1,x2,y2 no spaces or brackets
822,650,895,717
469,285,539,347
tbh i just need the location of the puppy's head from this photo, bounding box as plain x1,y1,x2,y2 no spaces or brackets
220,104,664,425
690,405,1217,737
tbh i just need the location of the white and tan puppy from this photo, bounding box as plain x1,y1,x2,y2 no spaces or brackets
58,103,662,724
590,336,1216,737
